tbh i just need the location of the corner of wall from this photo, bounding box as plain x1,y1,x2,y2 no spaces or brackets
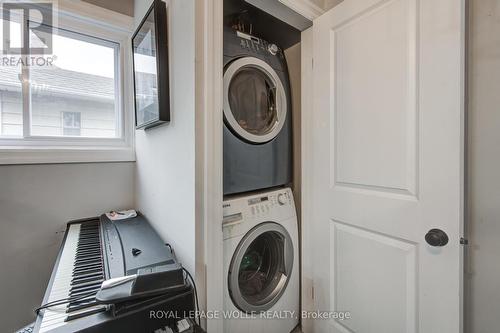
133,0,198,275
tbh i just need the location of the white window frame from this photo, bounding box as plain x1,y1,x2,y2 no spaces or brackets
0,1,135,164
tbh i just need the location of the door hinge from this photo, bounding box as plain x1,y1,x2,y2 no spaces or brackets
460,237,469,245
311,58,314,69
311,284,315,300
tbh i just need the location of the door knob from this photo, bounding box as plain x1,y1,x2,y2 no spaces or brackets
425,229,449,247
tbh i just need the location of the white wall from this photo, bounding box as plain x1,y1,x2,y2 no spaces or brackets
0,162,135,332
134,0,197,275
467,1,500,332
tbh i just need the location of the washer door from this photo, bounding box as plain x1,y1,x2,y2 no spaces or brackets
223,57,287,144
228,222,294,313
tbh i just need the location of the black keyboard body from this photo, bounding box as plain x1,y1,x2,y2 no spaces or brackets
33,214,195,333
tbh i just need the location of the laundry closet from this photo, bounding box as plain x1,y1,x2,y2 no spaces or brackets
221,1,305,332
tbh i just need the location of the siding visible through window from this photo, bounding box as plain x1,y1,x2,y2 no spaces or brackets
0,2,134,164
0,17,121,139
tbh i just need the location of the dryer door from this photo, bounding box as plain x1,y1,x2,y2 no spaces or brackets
223,57,287,144
228,222,293,313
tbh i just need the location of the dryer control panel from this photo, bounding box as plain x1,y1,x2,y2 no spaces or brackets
223,26,286,73
235,30,281,57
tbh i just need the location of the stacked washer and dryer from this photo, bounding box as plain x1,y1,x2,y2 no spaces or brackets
222,26,299,333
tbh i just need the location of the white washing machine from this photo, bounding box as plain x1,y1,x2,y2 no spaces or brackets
223,188,299,333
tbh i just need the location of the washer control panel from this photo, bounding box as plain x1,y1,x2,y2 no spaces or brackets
247,190,292,217
222,188,296,240
223,188,293,221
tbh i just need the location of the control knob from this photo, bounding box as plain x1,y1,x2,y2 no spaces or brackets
268,43,278,55
277,193,287,205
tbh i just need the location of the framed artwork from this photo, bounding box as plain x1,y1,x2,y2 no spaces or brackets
132,0,170,129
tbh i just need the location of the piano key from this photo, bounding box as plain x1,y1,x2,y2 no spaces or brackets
75,253,101,261
70,278,103,288
69,286,101,298
78,236,99,240
72,267,103,279
67,299,99,313
77,243,99,249
73,266,102,277
76,248,100,255
77,244,99,249
74,258,100,265
68,294,98,305
79,232,99,238
38,221,106,333
70,279,104,290
73,264,103,273
77,241,99,247
75,254,101,262
64,305,107,322
77,238,99,244
79,230,98,234
71,274,104,285
74,257,102,269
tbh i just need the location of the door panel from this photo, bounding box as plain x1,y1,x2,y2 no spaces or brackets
310,0,465,332
332,0,417,194
332,222,417,333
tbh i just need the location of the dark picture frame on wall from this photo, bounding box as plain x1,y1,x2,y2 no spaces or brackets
132,0,170,129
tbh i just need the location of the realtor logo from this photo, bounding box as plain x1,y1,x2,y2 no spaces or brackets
2,1,54,55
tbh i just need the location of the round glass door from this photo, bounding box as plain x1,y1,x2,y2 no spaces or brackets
223,57,287,144
228,222,293,313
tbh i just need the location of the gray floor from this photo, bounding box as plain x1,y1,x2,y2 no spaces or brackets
291,326,302,333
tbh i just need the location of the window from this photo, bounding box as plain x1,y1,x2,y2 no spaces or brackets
0,2,134,164
30,27,120,138
0,23,120,138
62,112,81,136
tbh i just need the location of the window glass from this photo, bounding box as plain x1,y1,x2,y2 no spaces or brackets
228,67,277,136
30,27,119,138
0,19,23,137
133,8,159,127
238,231,285,305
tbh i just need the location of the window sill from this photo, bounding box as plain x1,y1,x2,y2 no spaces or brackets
0,147,135,165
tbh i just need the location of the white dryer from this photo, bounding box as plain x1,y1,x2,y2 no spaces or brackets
223,188,299,333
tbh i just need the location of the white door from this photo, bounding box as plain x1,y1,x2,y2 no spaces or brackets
308,0,465,332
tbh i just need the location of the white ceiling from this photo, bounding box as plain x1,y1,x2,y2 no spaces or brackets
82,0,134,17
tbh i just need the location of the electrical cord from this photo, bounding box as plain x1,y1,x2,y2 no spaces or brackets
34,290,98,315
167,243,200,327
182,266,201,327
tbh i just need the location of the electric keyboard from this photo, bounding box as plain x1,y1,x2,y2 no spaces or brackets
34,214,195,333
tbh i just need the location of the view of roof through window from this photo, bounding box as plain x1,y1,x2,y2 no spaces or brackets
0,17,120,139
